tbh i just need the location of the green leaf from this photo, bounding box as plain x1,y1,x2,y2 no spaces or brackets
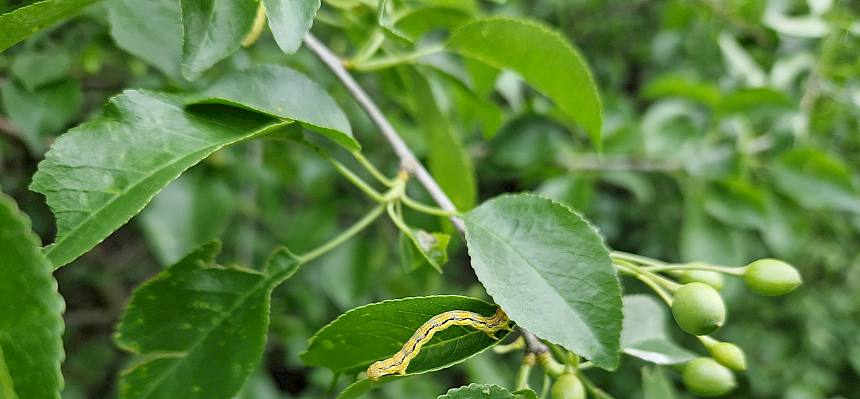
437,383,515,399
399,232,422,271
405,70,476,210
108,0,183,81
411,229,451,272
397,223,450,273
0,191,65,399
138,171,235,265
0,0,100,53
394,7,472,40
717,87,792,114
463,194,622,369
30,90,289,269
1,79,82,154
641,74,721,108
681,193,744,266
0,345,19,399
181,0,259,80
761,193,809,258
703,179,766,230
115,243,301,399
512,389,539,399
770,147,860,214
186,65,358,151
622,295,695,365
641,366,678,399
335,378,395,399
448,18,603,149
263,0,320,54
302,296,507,375
10,51,72,91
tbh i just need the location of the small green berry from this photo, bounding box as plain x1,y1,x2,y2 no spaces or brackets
551,373,587,399
743,259,802,296
678,266,725,290
709,342,747,371
682,357,737,397
671,283,726,336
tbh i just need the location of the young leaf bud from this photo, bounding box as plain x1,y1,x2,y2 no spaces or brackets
709,342,747,371
551,373,587,399
671,282,727,336
677,266,726,290
742,259,802,296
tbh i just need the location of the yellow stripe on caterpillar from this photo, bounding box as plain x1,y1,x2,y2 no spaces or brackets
366,307,511,380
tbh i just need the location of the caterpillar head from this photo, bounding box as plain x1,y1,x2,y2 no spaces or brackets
366,358,402,381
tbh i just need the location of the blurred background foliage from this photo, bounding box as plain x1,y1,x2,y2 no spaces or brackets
1,0,858,398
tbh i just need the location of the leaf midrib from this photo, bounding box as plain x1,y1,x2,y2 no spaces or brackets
128,267,285,399
43,108,285,265
465,217,604,355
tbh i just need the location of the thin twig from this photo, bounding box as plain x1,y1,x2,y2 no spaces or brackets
303,32,553,355
522,329,549,354
303,33,465,232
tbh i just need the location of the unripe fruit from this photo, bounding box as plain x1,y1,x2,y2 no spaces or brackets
708,342,747,371
743,259,802,296
677,267,725,290
551,373,586,399
671,283,726,336
682,357,737,397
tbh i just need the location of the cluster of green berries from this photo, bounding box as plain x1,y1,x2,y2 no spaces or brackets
670,259,801,397
543,258,801,399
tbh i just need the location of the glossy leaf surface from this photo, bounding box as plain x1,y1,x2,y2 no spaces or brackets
0,192,65,399
303,296,507,375
0,0,99,52
448,18,603,148
263,0,320,54
463,194,621,369
30,90,288,268
186,65,358,151
180,0,258,79
115,244,301,399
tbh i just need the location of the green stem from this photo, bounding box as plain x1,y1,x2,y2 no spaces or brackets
697,335,718,350
622,260,681,291
611,251,667,267
539,373,551,399
351,150,395,187
493,336,525,354
304,141,386,203
386,201,414,239
645,263,746,276
346,28,385,66
577,373,612,398
299,205,385,263
577,361,594,371
332,158,386,202
401,194,457,217
615,262,674,304
350,45,445,71
515,354,536,390
537,352,565,378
